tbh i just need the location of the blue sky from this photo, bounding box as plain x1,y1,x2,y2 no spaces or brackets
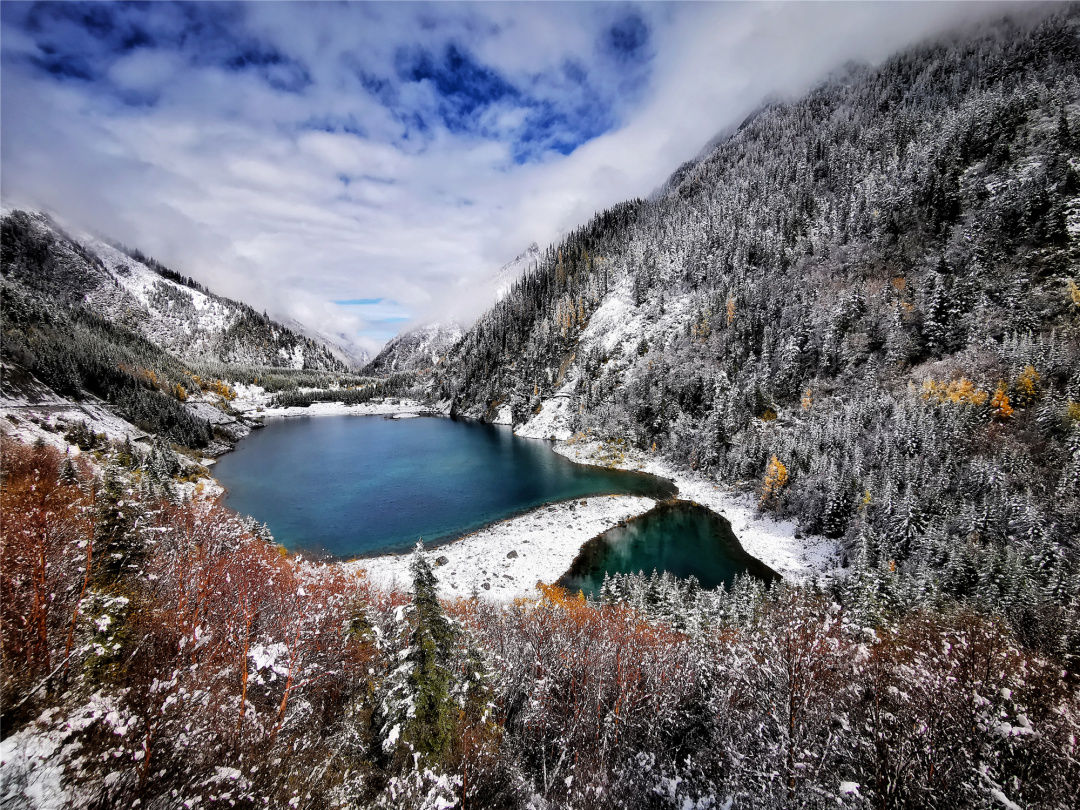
0,1,1008,354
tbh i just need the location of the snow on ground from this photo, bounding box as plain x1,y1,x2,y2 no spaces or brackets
0,375,223,500
230,384,440,420
553,438,841,581
0,392,151,449
0,694,126,810
0,715,71,810
493,403,513,425
350,495,656,601
256,399,440,420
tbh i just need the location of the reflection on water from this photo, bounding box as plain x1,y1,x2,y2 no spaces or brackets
559,500,779,598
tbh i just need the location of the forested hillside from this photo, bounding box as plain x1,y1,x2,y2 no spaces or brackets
0,210,354,446
434,10,1080,657
3,439,1078,809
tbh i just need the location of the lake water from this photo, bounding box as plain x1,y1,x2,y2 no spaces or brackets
214,414,676,558
559,501,780,597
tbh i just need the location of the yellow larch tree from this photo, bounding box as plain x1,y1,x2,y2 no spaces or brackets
1015,365,1040,407
760,455,788,506
990,382,1013,420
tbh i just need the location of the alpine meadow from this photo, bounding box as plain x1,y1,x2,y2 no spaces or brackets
2,3,1080,809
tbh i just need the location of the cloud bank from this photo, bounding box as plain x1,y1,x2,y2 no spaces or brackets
0,1,1025,353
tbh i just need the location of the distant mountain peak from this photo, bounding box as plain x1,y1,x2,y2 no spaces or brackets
365,319,463,374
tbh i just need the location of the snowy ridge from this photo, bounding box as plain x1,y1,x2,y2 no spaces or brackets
492,241,540,302
284,319,370,368
366,241,539,373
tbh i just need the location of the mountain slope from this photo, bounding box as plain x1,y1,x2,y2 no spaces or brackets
431,9,1080,650
0,209,354,447
1,210,347,371
493,242,541,302
284,319,370,368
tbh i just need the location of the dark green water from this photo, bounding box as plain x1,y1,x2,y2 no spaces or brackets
213,414,675,558
559,501,780,597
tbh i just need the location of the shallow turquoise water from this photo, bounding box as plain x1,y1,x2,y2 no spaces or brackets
559,501,780,597
213,414,676,558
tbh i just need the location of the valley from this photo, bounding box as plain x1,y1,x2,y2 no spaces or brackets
2,4,1079,808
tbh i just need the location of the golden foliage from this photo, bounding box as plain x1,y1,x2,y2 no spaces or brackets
205,378,237,401
1015,365,1040,406
691,312,711,342
726,296,736,325
990,382,1013,420
760,455,788,506
921,377,987,406
1067,279,1080,309
597,437,628,467
801,388,813,411
537,582,586,609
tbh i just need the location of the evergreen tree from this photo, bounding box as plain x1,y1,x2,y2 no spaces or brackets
381,542,457,770
93,468,140,587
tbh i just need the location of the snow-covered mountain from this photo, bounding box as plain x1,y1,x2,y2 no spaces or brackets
433,8,1079,600
1,210,346,371
366,320,464,374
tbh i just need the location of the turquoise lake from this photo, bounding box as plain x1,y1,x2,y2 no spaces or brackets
559,501,780,597
214,414,676,558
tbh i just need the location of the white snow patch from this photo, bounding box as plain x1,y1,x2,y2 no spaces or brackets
0,694,123,810
231,392,440,421
493,404,513,426
839,781,861,796
249,642,289,676
990,788,1021,810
